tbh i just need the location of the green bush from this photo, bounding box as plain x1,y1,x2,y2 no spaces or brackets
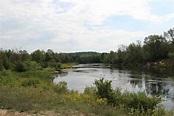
94,78,116,104
24,61,42,71
21,78,40,88
53,81,68,94
0,70,19,87
0,60,5,71
94,78,161,113
121,92,161,112
14,62,27,72
55,62,61,70
84,86,96,96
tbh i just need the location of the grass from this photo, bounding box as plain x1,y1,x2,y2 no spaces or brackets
61,62,77,69
0,87,128,115
0,70,174,116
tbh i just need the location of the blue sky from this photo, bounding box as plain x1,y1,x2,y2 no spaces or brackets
0,0,174,53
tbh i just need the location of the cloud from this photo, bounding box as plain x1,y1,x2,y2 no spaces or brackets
58,0,174,24
0,0,173,52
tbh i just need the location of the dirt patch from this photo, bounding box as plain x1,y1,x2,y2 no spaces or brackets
0,109,89,116
0,109,7,115
0,109,30,116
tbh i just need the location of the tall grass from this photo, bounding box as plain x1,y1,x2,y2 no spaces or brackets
0,70,173,115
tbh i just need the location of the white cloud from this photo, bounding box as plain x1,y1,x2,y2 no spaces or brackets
0,0,173,52
58,0,174,24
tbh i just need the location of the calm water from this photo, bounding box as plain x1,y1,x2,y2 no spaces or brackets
53,63,174,110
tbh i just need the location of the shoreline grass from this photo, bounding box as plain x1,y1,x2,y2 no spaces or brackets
0,70,174,116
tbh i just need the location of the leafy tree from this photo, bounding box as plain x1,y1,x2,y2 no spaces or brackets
24,61,42,71
164,28,174,60
59,53,71,63
164,28,174,44
45,49,55,62
108,51,117,65
3,54,11,70
117,49,124,65
8,50,22,63
0,50,5,70
143,35,168,61
123,42,143,65
19,50,31,61
31,50,46,63
14,61,27,72
101,53,108,63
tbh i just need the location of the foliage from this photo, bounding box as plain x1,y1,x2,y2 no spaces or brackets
0,28,174,69
123,41,143,66
53,81,69,94
21,78,41,88
164,28,174,44
102,28,174,67
94,78,114,104
0,49,102,72
0,28,174,115
143,35,168,61
0,70,173,115
94,78,161,113
84,86,96,96
14,61,27,72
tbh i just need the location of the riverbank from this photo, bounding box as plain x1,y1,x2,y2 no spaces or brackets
0,69,174,116
144,59,174,68
0,81,128,116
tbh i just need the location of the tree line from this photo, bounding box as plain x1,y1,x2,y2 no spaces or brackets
102,28,174,67
0,28,173,71
0,49,102,72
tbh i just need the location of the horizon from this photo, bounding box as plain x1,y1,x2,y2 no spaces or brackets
0,0,174,53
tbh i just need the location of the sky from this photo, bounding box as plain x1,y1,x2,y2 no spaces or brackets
0,0,174,53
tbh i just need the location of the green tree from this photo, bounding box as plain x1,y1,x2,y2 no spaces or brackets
19,50,31,61
101,53,108,63
45,49,55,62
3,54,11,70
14,61,27,72
59,53,71,63
0,50,5,70
123,41,143,65
108,51,117,65
31,50,46,63
143,35,168,61
164,28,174,44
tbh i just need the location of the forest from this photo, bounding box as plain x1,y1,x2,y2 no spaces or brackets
0,28,174,72
0,28,174,115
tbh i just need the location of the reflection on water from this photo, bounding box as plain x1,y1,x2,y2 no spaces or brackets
53,63,174,110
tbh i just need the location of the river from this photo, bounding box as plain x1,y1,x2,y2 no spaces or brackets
53,63,174,110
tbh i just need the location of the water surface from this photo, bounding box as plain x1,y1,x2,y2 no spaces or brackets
53,63,174,110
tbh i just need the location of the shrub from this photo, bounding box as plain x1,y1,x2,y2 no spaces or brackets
53,81,68,94
121,92,161,112
94,78,116,104
55,62,61,71
84,86,96,96
94,78,161,113
14,62,27,72
24,61,42,71
0,60,5,71
21,78,40,88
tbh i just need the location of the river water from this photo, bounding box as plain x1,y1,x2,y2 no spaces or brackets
53,63,174,110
